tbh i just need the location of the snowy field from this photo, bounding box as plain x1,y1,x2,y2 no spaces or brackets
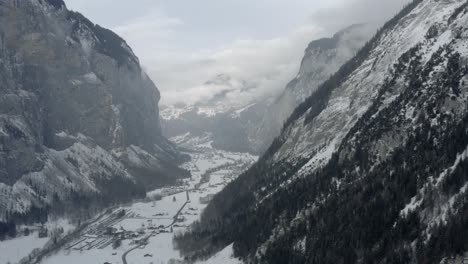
0,219,75,264
35,136,256,264
198,244,242,264
0,234,49,264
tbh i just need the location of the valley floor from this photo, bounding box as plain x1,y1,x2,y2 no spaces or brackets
9,137,256,264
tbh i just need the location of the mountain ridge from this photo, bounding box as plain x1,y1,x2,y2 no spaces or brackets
175,1,468,263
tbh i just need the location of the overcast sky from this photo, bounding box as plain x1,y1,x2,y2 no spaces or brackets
65,0,410,106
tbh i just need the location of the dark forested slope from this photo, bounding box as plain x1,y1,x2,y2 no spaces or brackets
176,1,468,263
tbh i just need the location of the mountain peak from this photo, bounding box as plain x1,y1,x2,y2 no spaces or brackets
306,24,370,52
41,0,66,9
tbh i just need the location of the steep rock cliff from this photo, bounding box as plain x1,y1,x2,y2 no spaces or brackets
0,0,188,221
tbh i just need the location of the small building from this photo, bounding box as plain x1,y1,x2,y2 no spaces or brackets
106,227,117,235
38,227,48,238
114,231,125,239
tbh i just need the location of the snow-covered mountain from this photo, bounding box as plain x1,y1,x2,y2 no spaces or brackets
0,0,188,223
160,72,269,154
252,24,374,152
177,1,468,263
161,25,373,154
161,103,266,154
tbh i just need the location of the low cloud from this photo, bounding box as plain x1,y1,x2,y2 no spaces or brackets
107,0,411,107
308,0,412,33
113,7,183,51
137,23,321,106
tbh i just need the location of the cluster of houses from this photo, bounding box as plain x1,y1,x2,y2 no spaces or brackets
104,222,170,243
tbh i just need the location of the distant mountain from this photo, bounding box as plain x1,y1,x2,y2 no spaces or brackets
0,0,188,224
177,1,468,263
161,25,372,154
251,23,374,152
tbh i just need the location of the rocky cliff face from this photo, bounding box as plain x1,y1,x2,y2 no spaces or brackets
0,0,187,221
251,24,373,153
177,1,468,263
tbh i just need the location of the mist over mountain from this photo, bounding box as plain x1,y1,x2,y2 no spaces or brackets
252,23,375,153
161,24,374,154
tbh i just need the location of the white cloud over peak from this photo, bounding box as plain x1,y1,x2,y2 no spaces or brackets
135,23,321,106
65,0,411,107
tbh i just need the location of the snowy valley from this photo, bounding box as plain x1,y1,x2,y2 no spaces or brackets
4,0,468,264
2,136,256,264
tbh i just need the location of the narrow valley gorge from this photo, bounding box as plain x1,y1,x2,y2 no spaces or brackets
3,1,468,264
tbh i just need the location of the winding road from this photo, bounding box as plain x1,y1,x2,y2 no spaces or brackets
121,198,189,264
121,243,143,264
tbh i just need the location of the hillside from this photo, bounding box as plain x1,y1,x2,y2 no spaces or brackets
176,1,468,263
0,0,188,225
252,23,374,153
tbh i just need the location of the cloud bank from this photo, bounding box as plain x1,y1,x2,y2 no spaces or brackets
66,0,411,107
136,24,321,106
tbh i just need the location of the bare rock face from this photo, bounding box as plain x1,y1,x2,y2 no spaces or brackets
0,0,188,220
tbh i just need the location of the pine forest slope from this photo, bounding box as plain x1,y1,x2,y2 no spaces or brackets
176,1,468,263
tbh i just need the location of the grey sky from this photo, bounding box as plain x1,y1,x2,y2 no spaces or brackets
65,0,410,106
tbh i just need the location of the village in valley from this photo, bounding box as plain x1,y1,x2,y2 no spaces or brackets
3,134,256,264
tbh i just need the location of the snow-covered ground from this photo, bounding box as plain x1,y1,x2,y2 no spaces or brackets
0,233,49,264
36,136,256,264
196,244,242,264
0,218,75,264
